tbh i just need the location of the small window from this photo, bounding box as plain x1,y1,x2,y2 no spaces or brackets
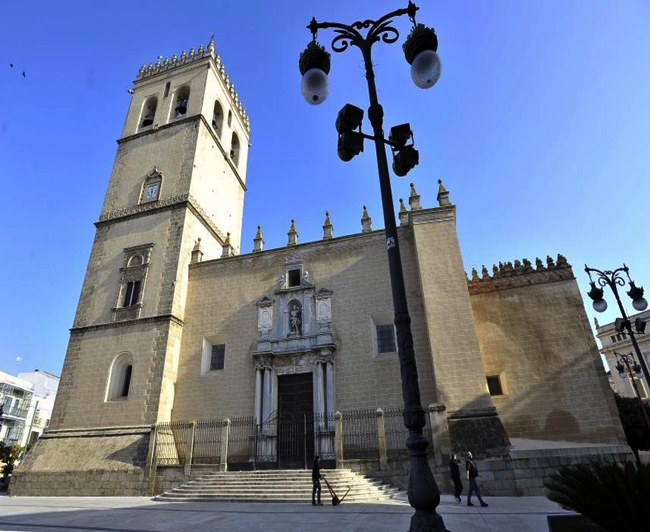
121,365,133,396
486,375,504,396
611,336,617,344
141,96,158,128
212,101,223,135
106,353,134,401
210,344,225,371
376,324,396,353
288,269,301,287
164,82,170,98
123,281,141,307
174,85,191,118
230,133,240,166
227,110,232,127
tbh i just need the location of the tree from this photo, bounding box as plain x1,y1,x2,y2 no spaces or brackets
0,442,22,478
545,461,650,532
614,393,650,463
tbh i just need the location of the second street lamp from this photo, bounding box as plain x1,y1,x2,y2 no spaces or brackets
613,351,650,434
585,264,650,391
299,3,447,531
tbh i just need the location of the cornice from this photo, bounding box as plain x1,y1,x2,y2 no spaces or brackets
71,314,184,334
96,193,228,247
410,205,456,225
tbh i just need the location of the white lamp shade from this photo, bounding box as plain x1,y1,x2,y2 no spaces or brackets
301,68,329,105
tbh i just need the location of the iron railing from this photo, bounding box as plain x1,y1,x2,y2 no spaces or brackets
154,406,430,468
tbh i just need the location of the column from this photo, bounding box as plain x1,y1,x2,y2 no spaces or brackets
315,362,325,417
254,368,262,424
262,368,272,431
325,362,335,421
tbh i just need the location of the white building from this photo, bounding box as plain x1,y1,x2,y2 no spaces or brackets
0,370,59,447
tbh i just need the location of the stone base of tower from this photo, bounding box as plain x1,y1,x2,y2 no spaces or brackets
9,426,153,496
447,407,511,459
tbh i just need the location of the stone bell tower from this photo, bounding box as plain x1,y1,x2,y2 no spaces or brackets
50,37,251,430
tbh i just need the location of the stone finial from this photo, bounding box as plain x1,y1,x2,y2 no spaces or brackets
522,258,533,272
535,257,544,270
408,182,422,210
437,179,450,207
163,57,169,69
492,264,500,278
514,259,523,273
138,64,146,77
481,265,490,280
198,44,205,57
155,55,162,70
361,206,372,233
322,211,333,240
207,34,216,57
471,268,480,281
546,255,555,268
221,232,233,258
189,47,195,60
171,54,178,66
180,50,186,63
191,238,203,264
253,225,264,253
287,219,298,246
556,253,569,267
147,63,154,74
399,198,409,226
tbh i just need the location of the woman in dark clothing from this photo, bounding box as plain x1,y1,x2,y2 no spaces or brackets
312,455,322,506
449,452,463,503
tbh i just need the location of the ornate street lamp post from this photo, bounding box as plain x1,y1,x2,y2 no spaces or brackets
613,351,650,433
299,4,447,531
585,265,649,388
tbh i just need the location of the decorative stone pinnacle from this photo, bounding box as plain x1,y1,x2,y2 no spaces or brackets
253,225,264,253
322,211,333,240
398,199,409,226
399,198,407,212
287,219,298,246
224,232,231,245
409,183,422,210
437,179,450,207
361,206,372,233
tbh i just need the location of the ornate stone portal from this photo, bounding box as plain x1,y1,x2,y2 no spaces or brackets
254,257,337,461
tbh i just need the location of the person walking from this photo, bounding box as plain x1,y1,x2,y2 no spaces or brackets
466,451,488,507
449,452,463,503
312,455,323,506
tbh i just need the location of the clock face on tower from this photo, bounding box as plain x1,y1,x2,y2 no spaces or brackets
145,184,159,200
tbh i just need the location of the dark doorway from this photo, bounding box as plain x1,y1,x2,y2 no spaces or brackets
277,372,314,469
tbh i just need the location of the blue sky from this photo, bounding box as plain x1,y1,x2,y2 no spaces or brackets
1,1,649,376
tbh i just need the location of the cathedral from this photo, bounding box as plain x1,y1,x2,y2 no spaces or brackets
12,38,630,497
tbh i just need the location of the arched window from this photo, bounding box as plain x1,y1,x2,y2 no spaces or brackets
174,85,191,118
141,96,158,127
227,110,232,127
230,133,240,166
212,101,224,136
106,353,134,401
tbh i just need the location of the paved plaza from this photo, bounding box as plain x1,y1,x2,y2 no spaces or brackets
0,494,573,531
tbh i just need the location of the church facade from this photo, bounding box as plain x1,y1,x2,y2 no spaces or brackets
12,38,630,497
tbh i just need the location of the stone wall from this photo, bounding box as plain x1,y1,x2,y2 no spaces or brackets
10,426,153,496
468,255,626,445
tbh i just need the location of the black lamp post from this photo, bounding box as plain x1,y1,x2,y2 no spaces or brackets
299,4,447,531
613,351,650,434
585,264,650,392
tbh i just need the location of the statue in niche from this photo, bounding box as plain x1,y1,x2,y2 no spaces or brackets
289,303,302,336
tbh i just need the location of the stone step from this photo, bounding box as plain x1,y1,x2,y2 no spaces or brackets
155,470,401,503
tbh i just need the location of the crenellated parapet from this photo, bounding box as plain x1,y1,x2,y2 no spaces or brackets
135,36,250,133
467,254,574,295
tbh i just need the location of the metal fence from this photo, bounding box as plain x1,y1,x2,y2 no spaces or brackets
154,405,430,468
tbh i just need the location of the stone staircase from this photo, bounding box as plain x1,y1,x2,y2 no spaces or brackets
155,469,403,503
